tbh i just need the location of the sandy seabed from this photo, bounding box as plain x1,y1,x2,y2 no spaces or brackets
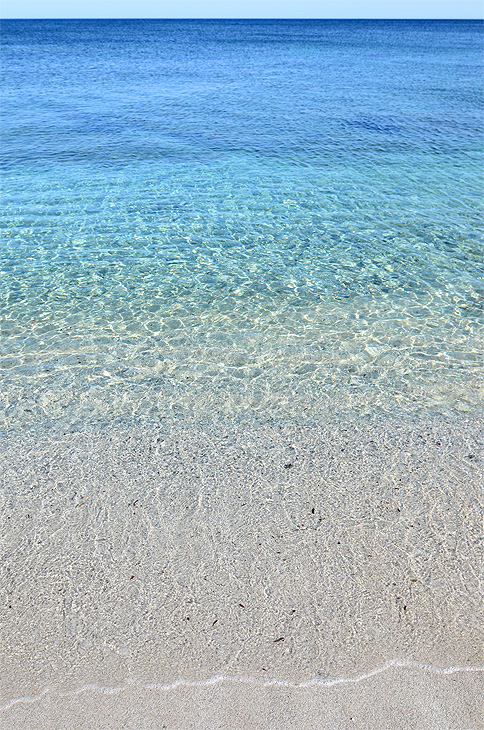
1,418,483,729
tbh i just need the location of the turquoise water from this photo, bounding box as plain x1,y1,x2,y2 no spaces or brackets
1,20,483,431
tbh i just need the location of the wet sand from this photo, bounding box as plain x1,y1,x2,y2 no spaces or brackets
3,665,484,729
1,418,483,728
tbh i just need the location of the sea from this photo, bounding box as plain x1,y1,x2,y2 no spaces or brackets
1,19,483,433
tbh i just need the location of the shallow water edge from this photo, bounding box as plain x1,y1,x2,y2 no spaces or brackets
1,416,483,713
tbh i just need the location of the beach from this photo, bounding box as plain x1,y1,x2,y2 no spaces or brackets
1,418,483,727
3,666,483,729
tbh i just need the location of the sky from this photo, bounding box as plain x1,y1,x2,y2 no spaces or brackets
2,0,483,18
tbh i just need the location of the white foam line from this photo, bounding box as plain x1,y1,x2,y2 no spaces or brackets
0,686,50,712
2,659,483,712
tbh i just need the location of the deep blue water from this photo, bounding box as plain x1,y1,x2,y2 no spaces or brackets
1,20,483,430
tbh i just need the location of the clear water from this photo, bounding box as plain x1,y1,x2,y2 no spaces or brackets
1,20,483,432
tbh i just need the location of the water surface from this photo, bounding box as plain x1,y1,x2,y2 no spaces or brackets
1,20,483,432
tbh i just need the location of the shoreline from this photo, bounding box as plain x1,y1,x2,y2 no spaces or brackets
3,663,484,730
1,416,483,727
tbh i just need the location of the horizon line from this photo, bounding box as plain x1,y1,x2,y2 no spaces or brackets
2,16,483,20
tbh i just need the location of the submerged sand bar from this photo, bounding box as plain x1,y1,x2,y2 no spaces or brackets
1,418,483,728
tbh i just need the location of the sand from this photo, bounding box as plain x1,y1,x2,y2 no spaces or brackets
1,417,483,728
3,665,484,729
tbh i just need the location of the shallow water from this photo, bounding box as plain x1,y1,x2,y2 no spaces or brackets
1,420,483,698
1,20,483,432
